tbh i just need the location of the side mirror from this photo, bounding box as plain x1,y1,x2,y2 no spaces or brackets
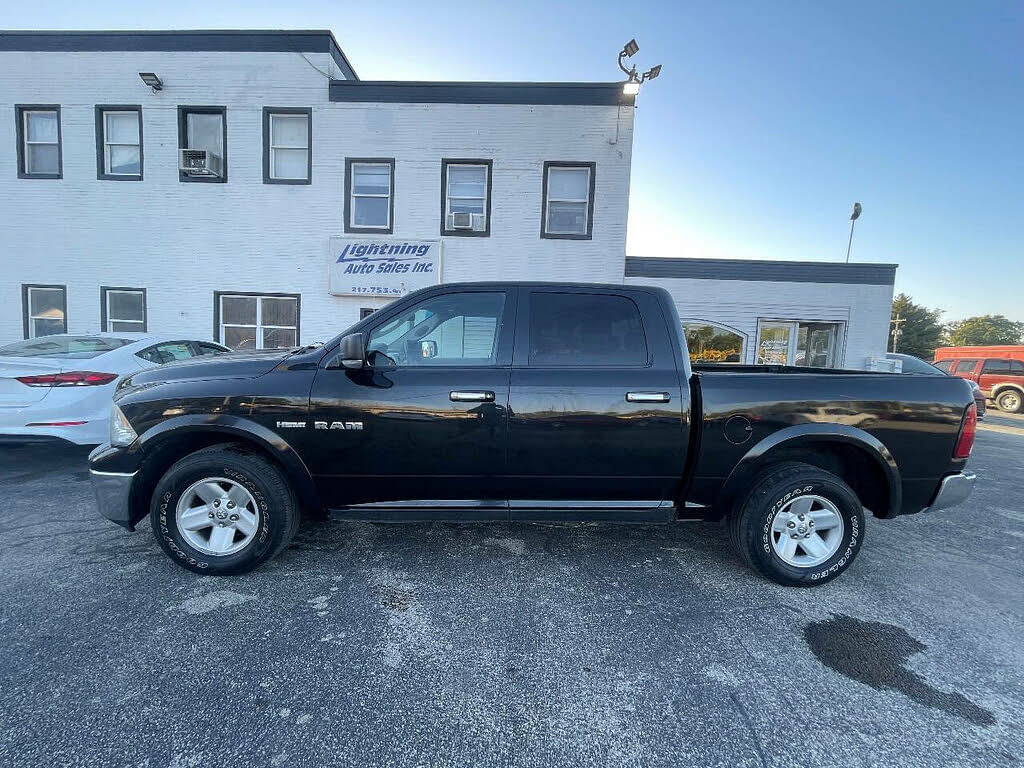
420,340,438,359
338,332,366,370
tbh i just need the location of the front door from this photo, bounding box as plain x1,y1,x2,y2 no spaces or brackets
307,288,515,513
505,288,688,518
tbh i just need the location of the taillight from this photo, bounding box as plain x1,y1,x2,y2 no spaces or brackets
15,371,118,387
953,402,977,459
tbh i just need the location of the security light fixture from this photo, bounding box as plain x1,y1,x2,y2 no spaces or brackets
616,39,662,97
139,72,163,91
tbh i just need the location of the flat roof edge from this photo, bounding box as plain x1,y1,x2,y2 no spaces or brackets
0,29,358,80
625,256,897,286
329,80,633,106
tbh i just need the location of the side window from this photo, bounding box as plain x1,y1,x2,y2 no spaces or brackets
933,360,953,373
366,292,506,367
178,106,227,182
263,108,311,184
954,359,979,373
982,359,1011,374
138,342,195,365
542,162,595,239
345,158,394,234
194,342,228,357
529,292,647,367
22,284,67,338
1012,361,1024,374
96,106,142,180
16,106,62,179
101,287,146,332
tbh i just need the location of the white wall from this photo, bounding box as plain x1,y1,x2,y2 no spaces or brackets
624,274,894,369
0,49,634,344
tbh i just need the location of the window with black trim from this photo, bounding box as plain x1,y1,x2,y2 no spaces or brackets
22,284,67,338
529,292,647,367
101,287,146,332
360,308,377,319
263,108,311,184
95,106,142,180
441,159,491,236
178,106,227,182
541,162,595,239
954,359,979,373
16,105,62,179
345,158,394,233
215,292,299,350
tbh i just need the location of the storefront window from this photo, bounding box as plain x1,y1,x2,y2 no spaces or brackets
683,322,745,364
756,321,843,367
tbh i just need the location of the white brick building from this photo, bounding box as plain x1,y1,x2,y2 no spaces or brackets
0,29,893,368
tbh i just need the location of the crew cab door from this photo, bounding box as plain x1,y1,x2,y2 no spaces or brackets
505,287,689,517
979,358,1024,396
307,287,515,512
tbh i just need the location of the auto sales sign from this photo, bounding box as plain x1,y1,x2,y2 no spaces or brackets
328,238,442,297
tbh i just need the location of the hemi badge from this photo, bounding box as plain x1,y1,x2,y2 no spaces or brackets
276,421,306,429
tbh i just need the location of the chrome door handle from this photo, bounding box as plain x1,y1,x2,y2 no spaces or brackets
626,391,670,403
450,390,495,402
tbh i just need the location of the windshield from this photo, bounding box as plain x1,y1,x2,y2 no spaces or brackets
0,336,132,359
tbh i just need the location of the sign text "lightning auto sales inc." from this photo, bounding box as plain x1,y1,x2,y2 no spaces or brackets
328,238,442,297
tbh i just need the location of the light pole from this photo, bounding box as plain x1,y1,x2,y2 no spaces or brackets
845,202,862,263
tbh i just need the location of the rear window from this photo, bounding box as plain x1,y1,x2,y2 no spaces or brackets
0,336,132,359
890,355,943,375
529,292,648,367
954,359,979,373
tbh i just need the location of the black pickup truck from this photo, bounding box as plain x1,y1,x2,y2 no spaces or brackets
89,282,978,586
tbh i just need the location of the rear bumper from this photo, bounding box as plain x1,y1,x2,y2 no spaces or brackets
925,472,976,512
90,468,137,530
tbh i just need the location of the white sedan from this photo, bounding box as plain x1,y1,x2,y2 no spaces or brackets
0,334,230,445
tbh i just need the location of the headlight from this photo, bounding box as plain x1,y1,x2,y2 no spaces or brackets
109,403,138,447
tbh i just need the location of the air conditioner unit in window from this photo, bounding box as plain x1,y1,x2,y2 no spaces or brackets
178,148,223,177
451,212,474,229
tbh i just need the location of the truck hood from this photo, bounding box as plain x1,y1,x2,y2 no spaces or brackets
126,349,291,388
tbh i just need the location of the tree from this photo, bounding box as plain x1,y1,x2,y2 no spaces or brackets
890,294,944,359
945,315,1024,346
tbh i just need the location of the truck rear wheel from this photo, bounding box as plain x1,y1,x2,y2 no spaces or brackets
729,461,865,587
149,444,299,575
996,389,1023,413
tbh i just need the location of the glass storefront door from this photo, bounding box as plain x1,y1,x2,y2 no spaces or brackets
756,321,843,368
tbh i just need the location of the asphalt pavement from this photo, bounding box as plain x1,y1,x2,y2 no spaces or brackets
1,426,1022,767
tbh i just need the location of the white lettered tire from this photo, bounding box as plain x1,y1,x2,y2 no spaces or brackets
729,461,865,587
150,444,299,575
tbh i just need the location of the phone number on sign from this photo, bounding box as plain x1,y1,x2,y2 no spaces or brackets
348,286,404,295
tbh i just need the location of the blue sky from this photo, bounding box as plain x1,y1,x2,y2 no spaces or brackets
4,1,1022,322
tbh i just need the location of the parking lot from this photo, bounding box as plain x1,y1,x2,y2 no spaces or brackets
1,421,1022,768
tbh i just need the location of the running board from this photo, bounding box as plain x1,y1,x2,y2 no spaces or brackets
329,499,678,524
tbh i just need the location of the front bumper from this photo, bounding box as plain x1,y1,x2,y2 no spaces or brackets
925,472,976,512
90,468,138,530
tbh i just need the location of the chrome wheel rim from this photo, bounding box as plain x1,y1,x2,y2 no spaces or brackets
175,477,260,556
770,494,844,568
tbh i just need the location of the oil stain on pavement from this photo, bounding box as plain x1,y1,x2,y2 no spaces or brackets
804,614,996,727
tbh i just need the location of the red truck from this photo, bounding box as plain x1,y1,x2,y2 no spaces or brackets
933,346,1024,413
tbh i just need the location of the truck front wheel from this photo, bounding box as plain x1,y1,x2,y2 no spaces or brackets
149,444,300,575
729,462,865,587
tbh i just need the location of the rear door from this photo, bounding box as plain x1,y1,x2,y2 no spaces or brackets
505,287,688,518
951,359,980,383
979,359,1010,395
307,287,515,512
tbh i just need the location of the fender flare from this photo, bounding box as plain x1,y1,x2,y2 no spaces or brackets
135,414,321,514
716,423,902,517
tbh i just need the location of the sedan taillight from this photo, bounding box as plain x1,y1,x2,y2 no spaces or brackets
15,371,118,387
953,403,977,459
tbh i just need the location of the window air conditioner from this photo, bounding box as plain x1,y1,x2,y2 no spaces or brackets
179,149,223,177
450,212,474,229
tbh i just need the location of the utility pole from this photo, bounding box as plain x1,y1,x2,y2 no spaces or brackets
846,202,862,263
890,313,905,352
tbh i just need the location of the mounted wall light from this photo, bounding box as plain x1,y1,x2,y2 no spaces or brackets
616,39,662,96
138,72,163,91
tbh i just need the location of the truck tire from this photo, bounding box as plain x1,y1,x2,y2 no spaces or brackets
996,389,1023,413
728,461,865,587
149,444,299,575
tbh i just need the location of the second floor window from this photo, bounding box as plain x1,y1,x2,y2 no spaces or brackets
178,106,227,182
17,106,62,179
345,158,394,233
542,162,595,239
96,107,142,180
264,108,311,183
442,160,491,236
